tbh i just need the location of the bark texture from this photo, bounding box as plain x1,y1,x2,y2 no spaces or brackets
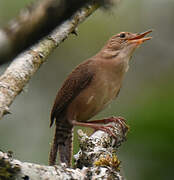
0,1,119,120
0,120,128,180
0,0,117,64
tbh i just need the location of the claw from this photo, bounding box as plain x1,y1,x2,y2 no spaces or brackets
89,116,129,135
94,125,118,140
72,116,129,143
110,117,129,135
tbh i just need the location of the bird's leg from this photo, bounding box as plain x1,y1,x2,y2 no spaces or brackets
71,120,118,139
88,116,129,134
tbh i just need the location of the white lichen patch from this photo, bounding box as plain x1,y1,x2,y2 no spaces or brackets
74,120,128,172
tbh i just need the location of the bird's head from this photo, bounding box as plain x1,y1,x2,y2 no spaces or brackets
102,30,152,59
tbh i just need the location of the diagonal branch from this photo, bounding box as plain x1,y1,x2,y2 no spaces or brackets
0,0,115,64
0,1,121,120
0,2,108,120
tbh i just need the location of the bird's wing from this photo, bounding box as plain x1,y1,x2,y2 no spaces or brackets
50,59,94,127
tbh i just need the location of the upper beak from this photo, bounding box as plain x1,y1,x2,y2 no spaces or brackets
128,30,152,44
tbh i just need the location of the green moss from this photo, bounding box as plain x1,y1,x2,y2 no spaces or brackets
0,157,20,180
94,154,120,170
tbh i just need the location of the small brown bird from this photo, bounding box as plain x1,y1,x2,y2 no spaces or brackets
49,30,152,166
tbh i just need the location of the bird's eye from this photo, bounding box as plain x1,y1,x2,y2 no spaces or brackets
119,33,126,38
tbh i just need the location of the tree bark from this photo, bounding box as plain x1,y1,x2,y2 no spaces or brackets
0,0,116,64
0,120,128,180
0,1,118,120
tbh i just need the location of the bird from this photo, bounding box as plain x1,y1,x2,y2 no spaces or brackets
49,30,152,166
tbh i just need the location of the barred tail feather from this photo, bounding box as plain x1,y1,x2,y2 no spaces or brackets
49,120,73,166
49,125,59,165
58,128,73,166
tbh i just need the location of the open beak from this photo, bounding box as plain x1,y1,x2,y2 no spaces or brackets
128,30,152,45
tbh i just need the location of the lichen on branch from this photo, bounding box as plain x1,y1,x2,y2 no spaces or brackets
0,119,128,180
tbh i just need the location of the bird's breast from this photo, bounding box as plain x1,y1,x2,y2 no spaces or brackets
67,68,122,122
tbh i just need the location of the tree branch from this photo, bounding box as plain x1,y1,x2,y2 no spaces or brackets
0,1,120,120
0,120,128,180
0,0,116,64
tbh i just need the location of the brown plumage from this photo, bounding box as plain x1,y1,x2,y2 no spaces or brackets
49,60,94,166
49,30,152,166
50,60,94,127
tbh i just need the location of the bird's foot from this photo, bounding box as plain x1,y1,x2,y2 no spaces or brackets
89,116,129,135
71,116,128,141
72,121,118,140
92,124,118,139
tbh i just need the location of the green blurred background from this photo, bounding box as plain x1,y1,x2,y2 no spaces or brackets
0,0,174,179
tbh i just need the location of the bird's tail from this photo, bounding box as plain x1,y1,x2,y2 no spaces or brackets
49,119,73,166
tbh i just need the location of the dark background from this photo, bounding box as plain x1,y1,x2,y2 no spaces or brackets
0,0,174,179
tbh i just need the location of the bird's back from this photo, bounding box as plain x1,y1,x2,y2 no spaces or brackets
50,59,95,126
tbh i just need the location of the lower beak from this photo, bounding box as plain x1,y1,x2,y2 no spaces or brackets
128,30,152,44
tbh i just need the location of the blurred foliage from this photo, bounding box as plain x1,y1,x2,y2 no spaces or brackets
0,0,174,180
